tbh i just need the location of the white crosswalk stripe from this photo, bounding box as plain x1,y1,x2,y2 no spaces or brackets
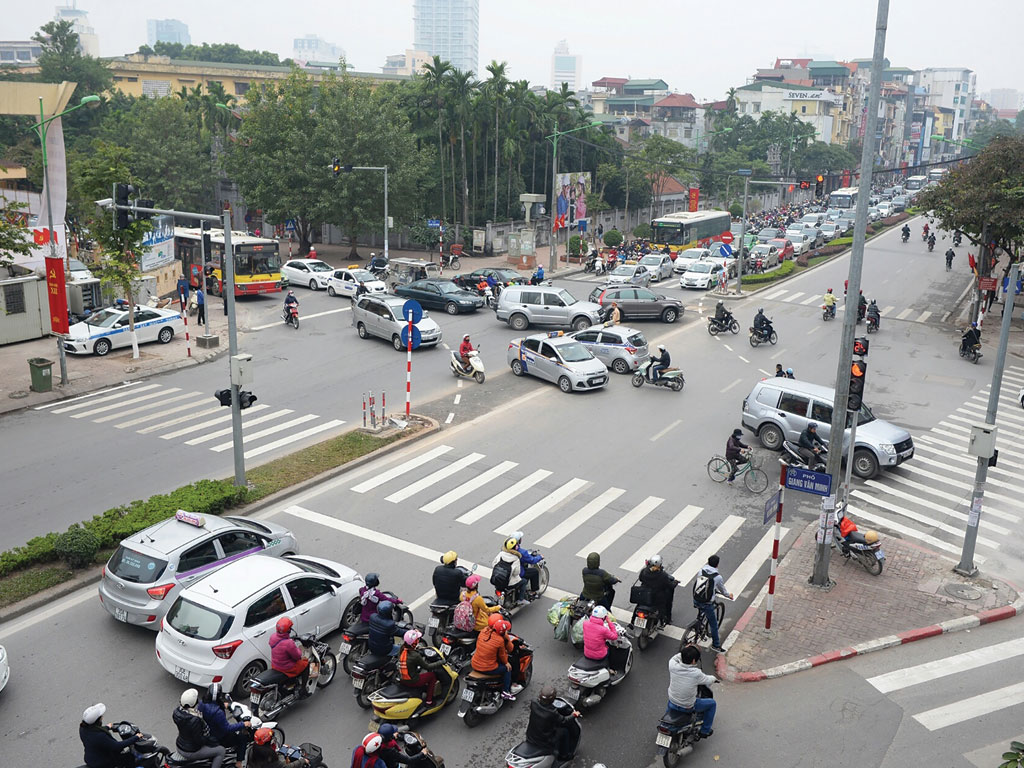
420,460,518,514
496,478,589,536
50,384,161,413
577,495,663,559
621,505,702,572
759,288,946,325
671,515,745,582
187,409,295,445
387,452,485,503
457,469,552,525
210,414,319,452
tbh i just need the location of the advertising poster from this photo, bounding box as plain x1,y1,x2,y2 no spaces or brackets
555,171,592,228
140,214,175,271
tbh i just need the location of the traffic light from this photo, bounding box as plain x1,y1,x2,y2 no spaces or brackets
135,199,154,221
788,184,795,193
814,174,824,197
113,183,135,231
332,157,341,177
215,388,232,407
853,336,869,357
848,359,867,411
238,390,257,409
799,180,810,190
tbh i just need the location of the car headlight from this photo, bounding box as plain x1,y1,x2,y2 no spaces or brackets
878,443,896,455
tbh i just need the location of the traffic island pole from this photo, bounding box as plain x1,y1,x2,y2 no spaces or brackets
406,311,413,419
765,463,787,630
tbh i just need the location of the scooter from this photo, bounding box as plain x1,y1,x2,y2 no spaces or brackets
439,251,461,272
632,359,684,392
394,727,446,767
505,697,582,768
283,304,299,329
748,324,777,347
164,701,283,768
867,313,879,333
339,592,410,674
351,652,397,709
706,314,739,335
822,303,836,321
450,349,486,384
248,630,337,719
833,515,885,575
901,231,910,244
655,683,715,766
494,555,550,613
277,743,326,767
368,646,461,723
628,579,675,651
458,634,534,728
959,339,982,364
927,238,936,253
101,721,170,768
781,440,828,472
566,623,633,709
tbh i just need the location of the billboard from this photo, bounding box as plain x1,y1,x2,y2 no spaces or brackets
140,214,175,272
555,171,591,229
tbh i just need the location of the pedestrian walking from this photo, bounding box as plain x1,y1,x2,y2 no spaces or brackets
597,223,604,240
176,274,190,312
195,287,205,325
692,555,732,653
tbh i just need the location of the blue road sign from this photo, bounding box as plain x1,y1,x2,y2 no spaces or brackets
764,490,781,525
784,467,832,497
736,168,753,177
402,299,424,325
718,243,733,257
285,219,296,231
400,324,422,350
427,219,441,228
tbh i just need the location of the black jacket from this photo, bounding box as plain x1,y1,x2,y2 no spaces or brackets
754,312,770,330
173,706,215,753
81,721,139,768
369,612,400,656
799,427,825,451
526,700,572,751
432,563,468,604
651,349,671,367
963,328,981,347
638,566,677,599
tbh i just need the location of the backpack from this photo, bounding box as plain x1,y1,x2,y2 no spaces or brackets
491,559,512,590
693,570,715,604
452,597,475,632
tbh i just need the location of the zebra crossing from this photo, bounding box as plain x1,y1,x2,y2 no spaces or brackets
865,637,1024,732
845,364,1024,563
34,382,345,460
343,442,786,600
760,286,949,324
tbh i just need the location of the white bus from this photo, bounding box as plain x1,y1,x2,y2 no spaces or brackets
927,168,948,183
650,210,733,252
905,175,928,192
828,187,859,210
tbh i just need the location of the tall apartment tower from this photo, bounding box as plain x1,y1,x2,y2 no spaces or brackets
147,19,191,47
54,2,99,57
550,40,582,92
413,0,479,74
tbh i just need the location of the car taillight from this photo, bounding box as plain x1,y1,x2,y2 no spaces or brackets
625,346,637,354
637,611,646,619
147,583,175,600
213,640,243,659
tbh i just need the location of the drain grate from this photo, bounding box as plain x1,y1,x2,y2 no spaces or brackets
944,583,983,601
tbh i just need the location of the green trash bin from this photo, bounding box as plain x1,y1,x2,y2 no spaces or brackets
28,357,53,393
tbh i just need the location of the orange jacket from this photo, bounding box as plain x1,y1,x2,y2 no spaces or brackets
471,628,509,672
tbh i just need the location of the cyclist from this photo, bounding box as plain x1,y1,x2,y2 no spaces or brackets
724,428,749,484
692,555,732,653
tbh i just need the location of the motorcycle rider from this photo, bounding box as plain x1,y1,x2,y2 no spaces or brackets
797,422,827,469
199,683,252,768
348,733,383,768
375,724,412,768
471,614,522,700
922,222,930,240
358,573,392,626
581,552,620,610
606,301,621,325
867,299,881,329
713,299,733,328
247,728,307,767
927,232,936,250
753,308,773,340
369,600,406,657
433,551,469,606
953,231,962,246
493,537,527,604
823,288,836,317
961,322,981,355
667,645,717,740
530,265,545,285
283,290,298,314
945,248,955,270
650,344,671,381
582,605,620,675
173,689,227,768
510,530,543,601
80,703,141,768
724,428,749,484
269,617,311,696
525,686,580,762
459,334,475,373
464,573,501,630
397,629,446,707
857,290,867,321
638,554,678,625
901,224,911,242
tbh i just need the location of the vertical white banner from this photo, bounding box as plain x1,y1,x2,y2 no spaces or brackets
40,116,68,227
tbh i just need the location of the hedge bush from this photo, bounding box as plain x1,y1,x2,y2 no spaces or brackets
742,260,796,285
830,237,854,247
603,229,623,248
54,527,100,569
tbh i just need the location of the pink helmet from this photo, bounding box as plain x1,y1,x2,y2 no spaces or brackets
465,574,481,590
403,628,422,646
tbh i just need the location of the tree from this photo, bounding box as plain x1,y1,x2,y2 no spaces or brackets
422,57,452,223
32,21,111,100
485,61,508,220
0,198,33,271
145,41,291,67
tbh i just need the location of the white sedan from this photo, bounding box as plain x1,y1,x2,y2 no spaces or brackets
784,231,811,255
680,261,725,290
327,267,387,299
282,259,333,291
63,304,184,357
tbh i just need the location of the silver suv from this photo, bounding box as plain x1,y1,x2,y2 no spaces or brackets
741,378,914,479
352,295,443,350
496,285,603,332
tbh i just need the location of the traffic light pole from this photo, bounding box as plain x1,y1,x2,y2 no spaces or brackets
811,0,889,588
222,216,246,487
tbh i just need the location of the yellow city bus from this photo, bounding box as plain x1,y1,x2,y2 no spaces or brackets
175,228,283,296
650,210,733,253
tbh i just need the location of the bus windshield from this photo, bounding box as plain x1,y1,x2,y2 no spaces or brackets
240,249,282,276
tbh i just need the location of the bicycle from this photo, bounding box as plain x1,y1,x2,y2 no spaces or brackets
680,595,732,650
707,452,768,492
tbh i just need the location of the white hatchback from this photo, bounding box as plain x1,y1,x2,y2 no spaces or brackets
281,259,333,291
327,267,387,299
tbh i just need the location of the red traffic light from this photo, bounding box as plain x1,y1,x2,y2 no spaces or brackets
816,174,824,183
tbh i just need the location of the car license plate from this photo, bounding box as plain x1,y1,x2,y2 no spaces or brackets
440,643,451,655
634,617,647,629
875,549,885,560
250,693,262,705
428,616,440,628
114,608,128,622
339,642,352,655
461,688,475,702
656,733,672,748
566,687,579,700
352,678,364,690
174,666,190,682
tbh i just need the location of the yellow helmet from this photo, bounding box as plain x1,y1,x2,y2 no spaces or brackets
441,551,458,565
864,530,879,544
504,537,518,552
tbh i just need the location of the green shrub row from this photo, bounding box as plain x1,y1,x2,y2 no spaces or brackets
829,236,854,247
0,479,248,577
742,259,796,285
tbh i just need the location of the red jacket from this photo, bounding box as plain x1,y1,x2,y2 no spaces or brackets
459,339,474,357
269,631,302,674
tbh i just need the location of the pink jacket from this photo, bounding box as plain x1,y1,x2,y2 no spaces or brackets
582,615,617,660
269,631,302,674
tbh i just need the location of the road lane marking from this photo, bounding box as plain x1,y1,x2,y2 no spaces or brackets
959,402,1024,426
770,348,786,360
941,312,950,322
457,379,463,388
137,405,222,433
495,477,589,536
94,390,198,423
914,681,1024,731
880,305,895,316
917,433,1024,477
787,292,805,303
860,480,1009,536
537,487,626,548
621,505,701,571
913,446,1024,489
722,378,742,393
457,469,552,525
800,295,819,305
758,369,771,376
671,515,745,582
738,355,750,363
918,311,932,323
114,396,211,429
913,438,1022,481
650,419,682,441
895,455,1020,506
867,637,1024,694
350,445,453,493
728,526,790,599
70,387,180,419
50,384,160,414
453,394,461,405
420,460,519,514
190,408,295,445
160,404,270,439
34,381,140,409
386,452,485,503
243,419,345,459
407,587,440,614
445,412,454,424
723,344,734,352
211,414,318,451
762,289,788,300
846,504,985,562
0,588,96,641
578,495,663,559
251,306,350,331
807,325,821,335
896,307,914,320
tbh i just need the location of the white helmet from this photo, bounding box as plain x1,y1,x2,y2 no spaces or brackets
658,344,666,351
647,554,663,567
591,605,608,619
180,688,199,708
511,530,524,544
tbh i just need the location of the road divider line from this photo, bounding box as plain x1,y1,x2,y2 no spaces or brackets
351,445,453,493
721,378,742,393
386,452,485,503
420,460,518,514
723,343,733,352
867,637,1024,694
444,412,454,424
34,381,140,409
50,383,160,414
457,469,552,525
758,369,772,377
211,413,318,452
407,587,441,614
729,526,790,600
243,420,346,459
537,487,626,548
0,588,96,641
580,495,663,560
495,477,588,536
671,515,745,582
738,355,750,363
650,419,682,441
807,326,820,335
251,306,350,331
453,394,461,405
770,348,787,360
621,505,701,572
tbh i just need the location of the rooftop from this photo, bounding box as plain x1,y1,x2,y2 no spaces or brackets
592,76,627,87
654,92,701,109
625,78,669,90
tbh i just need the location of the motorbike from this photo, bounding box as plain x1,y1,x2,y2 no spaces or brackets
439,252,461,272
782,440,828,472
901,231,910,244
339,592,411,674
867,313,879,333
706,314,739,336
655,683,715,767
959,338,982,364
248,630,337,719
583,252,606,275
927,238,936,253
629,580,675,651
566,623,634,709
393,727,445,767
276,743,326,767
856,303,866,323
632,359,684,392
351,652,397,709
553,597,594,649
833,515,885,575
922,230,929,242
953,233,962,247
368,646,461,722
450,349,486,384
505,697,582,768
164,701,284,768
458,634,534,728
494,555,550,613
822,303,836,321
748,323,778,347
282,304,300,329
96,721,169,768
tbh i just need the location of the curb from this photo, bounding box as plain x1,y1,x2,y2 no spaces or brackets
715,589,1024,683
0,415,441,625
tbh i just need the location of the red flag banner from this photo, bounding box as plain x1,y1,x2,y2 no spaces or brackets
968,252,976,271
688,187,700,212
45,257,69,335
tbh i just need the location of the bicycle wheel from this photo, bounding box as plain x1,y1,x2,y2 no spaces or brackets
744,467,769,493
715,602,725,626
706,456,730,483
681,622,700,649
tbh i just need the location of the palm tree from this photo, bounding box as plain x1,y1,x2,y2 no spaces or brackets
447,69,479,229
422,57,453,221
485,61,509,219
725,87,738,115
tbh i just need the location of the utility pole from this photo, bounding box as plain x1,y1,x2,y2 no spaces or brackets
222,214,245,488
549,131,559,273
957,261,1019,575
970,223,990,324
811,0,890,587
733,171,751,295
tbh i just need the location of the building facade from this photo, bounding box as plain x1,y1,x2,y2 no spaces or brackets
413,0,479,74
381,49,430,76
734,81,841,144
0,41,42,66
292,34,344,64
147,19,190,47
917,67,975,144
54,2,99,57
550,40,581,92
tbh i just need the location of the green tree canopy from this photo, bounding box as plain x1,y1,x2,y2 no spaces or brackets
138,41,293,67
32,20,111,99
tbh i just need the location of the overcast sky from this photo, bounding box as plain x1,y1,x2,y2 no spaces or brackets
8,1,1022,100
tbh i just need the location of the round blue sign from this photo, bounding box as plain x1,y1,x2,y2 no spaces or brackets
400,324,422,350
402,299,423,325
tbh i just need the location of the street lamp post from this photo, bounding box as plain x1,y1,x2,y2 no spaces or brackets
343,166,389,262
30,94,101,387
545,121,602,272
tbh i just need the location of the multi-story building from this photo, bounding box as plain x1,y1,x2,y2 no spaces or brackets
54,2,98,57
413,0,479,74
917,67,975,144
0,41,43,66
650,93,705,150
986,88,1020,112
733,81,843,144
550,40,581,92
381,50,430,76
292,34,344,65
147,19,190,47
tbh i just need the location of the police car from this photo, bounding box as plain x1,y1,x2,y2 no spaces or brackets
63,304,185,356
327,266,387,299
507,331,609,393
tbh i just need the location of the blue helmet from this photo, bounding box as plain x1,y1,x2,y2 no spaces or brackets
377,600,393,618
365,573,380,588
378,723,398,740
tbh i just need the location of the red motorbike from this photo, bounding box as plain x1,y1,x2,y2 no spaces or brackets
282,305,300,329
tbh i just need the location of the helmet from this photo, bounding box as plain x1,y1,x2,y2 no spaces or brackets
204,682,223,704
539,685,557,704
276,617,293,635
463,334,470,340
370,252,376,258
864,530,880,544
758,307,764,313
511,530,524,544
377,600,394,618
827,288,833,293
786,368,794,375
465,574,481,590
647,554,663,568
504,537,519,552
971,321,978,328
364,572,380,588
378,723,398,740
658,344,666,351
253,728,274,746
732,428,743,438
808,422,818,430
491,618,511,635
362,733,383,755
403,628,422,646
180,688,199,708
716,300,724,307
441,551,458,565
488,612,504,629
591,605,608,620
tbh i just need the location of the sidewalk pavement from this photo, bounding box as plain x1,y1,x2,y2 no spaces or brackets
717,520,1022,682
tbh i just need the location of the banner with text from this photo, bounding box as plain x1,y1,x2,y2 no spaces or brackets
688,187,700,212
45,256,69,335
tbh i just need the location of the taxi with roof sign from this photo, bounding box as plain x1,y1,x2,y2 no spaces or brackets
506,331,609,393
98,509,298,629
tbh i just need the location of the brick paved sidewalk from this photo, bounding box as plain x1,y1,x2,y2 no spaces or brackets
721,521,1019,679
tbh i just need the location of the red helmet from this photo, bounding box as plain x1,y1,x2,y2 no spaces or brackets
253,728,274,746
491,618,511,635
275,617,293,635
